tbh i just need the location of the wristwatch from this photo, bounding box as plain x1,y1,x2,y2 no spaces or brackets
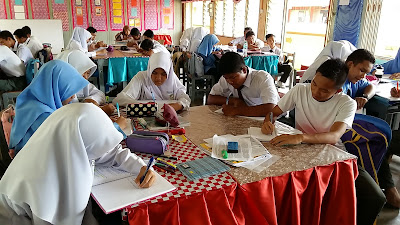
362,93,369,100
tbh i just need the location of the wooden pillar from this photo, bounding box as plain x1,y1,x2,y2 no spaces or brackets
257,0,267,40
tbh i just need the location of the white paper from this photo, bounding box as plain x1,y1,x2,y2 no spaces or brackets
93,166,133,186
247,121,303,142
14,5,24,13
339,0,350,6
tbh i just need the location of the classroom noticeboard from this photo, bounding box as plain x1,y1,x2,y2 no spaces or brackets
109,0,124,31
52,0,69,31
7,0,27,19
30,0,50,19
127,0,141,31
90,0,107,31
144,0,158,30
161,0,173,30
71,0,89,29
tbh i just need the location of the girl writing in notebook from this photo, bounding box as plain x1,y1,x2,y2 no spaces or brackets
66,27,106,56
0,103,155,225
113,52,190,111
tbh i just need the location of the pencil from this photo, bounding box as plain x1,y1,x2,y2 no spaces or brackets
397,81,399,91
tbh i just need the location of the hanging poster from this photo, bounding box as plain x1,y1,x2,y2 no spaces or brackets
109,0,124,30
52,0,69,31
144,0,158,30
8,0,27,19
161,0,174,29
127,0,141,30
30,0,50,19
71,0,88,29
90,0,107,31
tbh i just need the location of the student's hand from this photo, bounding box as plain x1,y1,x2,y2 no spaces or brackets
270,134,304,146
135,166,156,188
222,104,238,116
114,116,127,130
98,41,107,47
228,42,233,46
228,98,246,107
100,104,116,115
8,149,15,159
168,103,183,111
84,98,99,106
127,41,135,47
354,97,368,110
391,87,400,98
261,120,274,135
143,50,154,56
389,73,400,80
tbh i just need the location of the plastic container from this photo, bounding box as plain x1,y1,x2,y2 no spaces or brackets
243,40,248,57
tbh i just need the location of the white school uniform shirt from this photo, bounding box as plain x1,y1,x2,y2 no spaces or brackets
152,40,170,54
0,103,146,225
113,52,191,110
210,67,280,106
261,45,284,63
278,83,356,135
229,36,245,46
56,49,106,104
0,45,25,77
12,41,33,66
239,38,265,48
24,36,43,57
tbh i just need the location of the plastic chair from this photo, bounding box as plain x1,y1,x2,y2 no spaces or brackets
355,114,392,143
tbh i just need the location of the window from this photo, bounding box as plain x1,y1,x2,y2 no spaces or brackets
298,11,306,22
184,1,211,31
192,1,204,27
246,0,260,37
374,0,400,58
266,0,285,44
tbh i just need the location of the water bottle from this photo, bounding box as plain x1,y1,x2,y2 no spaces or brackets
243,40,248,57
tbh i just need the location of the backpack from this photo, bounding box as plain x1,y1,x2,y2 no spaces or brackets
186,52,204,77
340,119,389,183
36,43,53,64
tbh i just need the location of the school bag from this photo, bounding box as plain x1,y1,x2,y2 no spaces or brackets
36,43,53,64
186,52,204,77
340,116,390,183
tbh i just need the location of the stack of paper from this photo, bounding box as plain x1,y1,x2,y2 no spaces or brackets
247,121,303,142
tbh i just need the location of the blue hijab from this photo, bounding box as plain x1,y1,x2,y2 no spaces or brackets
382,48,400,74
197,34,219,57
9,60,89,153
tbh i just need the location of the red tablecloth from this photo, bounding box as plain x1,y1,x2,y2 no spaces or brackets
154,35,172,45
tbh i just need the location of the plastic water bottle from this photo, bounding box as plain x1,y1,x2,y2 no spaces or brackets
243,40,248,57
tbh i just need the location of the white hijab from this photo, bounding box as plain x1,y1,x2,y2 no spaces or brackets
67,27,92,52
142,52,186,101
0,103,122,224
189,27,208,52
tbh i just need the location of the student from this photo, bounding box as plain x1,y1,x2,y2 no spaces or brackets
262,34,292,88
0,30,33,65
228,27,252,46
113,52,190,111
115,25,131,41
87,26,107,51
142,29,169,54
20,26,43,57
237,31,264,50
0,45,26,92
379,48,400,97
139,39,155,56
130,27,141,43
261,59,385,225
0,103,155,224
207,52,279,117
300,40,357,83
67,27,106,57
196,34,221,76
56,50,115,115
8,60,89,155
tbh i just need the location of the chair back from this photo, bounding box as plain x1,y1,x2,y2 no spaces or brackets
25,58,41,85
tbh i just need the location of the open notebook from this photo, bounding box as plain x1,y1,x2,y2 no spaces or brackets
91,166,176,214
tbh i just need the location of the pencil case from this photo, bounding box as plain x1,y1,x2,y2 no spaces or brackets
126,102,158,117
126,131,169,155
154,104,180,127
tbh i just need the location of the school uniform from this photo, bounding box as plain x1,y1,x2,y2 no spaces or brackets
210,67,279,106
66,27,95,57
0,45,26,92
9,60,88,154
24,36,43,57
12,41,33,66
57,50,106,104
278,83,385,225
239,38,264,48
381,47,400,74
197,34,219,76
152,40,170,54
262,45,292,83
180,27,208,52
300,40,357,83
341,78,371,98
229,36,245,46
0,103,146,225
113,52,191,110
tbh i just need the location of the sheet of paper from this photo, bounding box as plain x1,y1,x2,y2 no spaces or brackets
248,121,303,142
93,166,133,186
339,0,350,6
91,171,175,214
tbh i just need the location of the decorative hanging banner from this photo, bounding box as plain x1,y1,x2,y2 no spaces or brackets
52,0,69,31
0,0,7,19
30,0,50,19
161,0,174,30
8,0,27,19
71,0,89,28
109,0,124,31
144,0,158,30
127,0,141,31
90,0,107,31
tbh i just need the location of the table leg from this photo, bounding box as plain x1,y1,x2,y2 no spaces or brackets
97,59,106,93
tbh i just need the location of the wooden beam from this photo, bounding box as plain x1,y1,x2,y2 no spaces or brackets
257,0,267,41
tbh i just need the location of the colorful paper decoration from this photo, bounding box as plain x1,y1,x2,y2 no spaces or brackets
144,0,158,30
7,0,27,19
127,0,141,30
90,0,107,31
109,0,124,30
30,0,50,19
52,0,69,31
161,0,174,30
71,0,88,29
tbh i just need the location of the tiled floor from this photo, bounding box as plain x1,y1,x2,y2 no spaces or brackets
377,155,400,225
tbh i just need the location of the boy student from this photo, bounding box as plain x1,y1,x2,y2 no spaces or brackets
228,27,252,46
0,45,26,92
142,29,169,54
262,59,386,225
237,31,264,50
0,30,33,66
138,39,155,56
86,26,107,51
207,52,279,117
19,26,43,57
262,34,292,88
127,27,141,47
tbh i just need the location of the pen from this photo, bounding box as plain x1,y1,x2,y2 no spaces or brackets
116,103,120,117
269,112,273,122
158,155,178,160
156,158,177,168
151,91,156,102
397,81,399,91
226,92,231,105
140,156,154,184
